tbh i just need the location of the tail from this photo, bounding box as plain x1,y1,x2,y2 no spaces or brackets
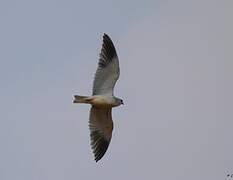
73,95,90,103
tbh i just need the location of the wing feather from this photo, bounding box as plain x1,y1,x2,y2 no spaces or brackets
92,34,120,95
89,107,113,162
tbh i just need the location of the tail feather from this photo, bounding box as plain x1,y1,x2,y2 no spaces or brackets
73,95,90,103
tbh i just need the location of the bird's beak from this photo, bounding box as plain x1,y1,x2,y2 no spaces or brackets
122,102,124,105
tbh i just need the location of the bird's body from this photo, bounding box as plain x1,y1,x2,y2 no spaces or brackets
74,95,122,108
73,33,123,162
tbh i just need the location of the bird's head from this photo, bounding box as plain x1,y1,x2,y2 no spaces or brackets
116,98,124,106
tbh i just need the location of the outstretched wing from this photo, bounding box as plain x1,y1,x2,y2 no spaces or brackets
93,33,120,95
89,106,113,162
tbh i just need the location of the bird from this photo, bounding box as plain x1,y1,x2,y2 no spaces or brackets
73,33,123,162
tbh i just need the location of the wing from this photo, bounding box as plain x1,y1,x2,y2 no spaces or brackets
92,33,120,95
89,106,113,162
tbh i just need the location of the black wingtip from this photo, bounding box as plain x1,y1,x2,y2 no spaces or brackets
103,33,114,43
103,33,110,39
93,138,109,162
100,33,117,62
90,130,110,162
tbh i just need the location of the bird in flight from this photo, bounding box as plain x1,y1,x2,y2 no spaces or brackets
73,33,123,162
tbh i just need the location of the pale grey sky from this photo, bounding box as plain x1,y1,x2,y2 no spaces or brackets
0,0,233,180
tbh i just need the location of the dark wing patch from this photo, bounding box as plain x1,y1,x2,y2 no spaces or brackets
98,33,117,68
90,130,110,162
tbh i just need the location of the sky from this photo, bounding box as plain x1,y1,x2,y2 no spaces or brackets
0,0,233,179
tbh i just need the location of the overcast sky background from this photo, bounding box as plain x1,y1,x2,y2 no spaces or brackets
0,0,233,180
